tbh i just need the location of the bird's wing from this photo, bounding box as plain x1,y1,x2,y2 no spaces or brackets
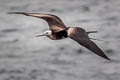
8,12,66,32
68,27,110,60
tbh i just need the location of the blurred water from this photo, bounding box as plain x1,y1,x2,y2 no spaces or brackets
0,0,120,80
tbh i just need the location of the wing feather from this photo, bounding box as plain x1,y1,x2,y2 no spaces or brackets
69,27,110,60
8,12,66,32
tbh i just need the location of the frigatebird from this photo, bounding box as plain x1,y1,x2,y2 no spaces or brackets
8,12,110,60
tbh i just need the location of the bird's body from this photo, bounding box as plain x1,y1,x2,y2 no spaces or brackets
49,29,68,40
8,12,111,60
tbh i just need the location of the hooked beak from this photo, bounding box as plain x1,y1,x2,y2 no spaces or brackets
36,33,46,37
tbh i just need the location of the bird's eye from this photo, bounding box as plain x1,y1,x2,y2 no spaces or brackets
45,32,49,35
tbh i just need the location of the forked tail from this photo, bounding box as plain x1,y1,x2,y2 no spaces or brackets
90,38,103,41
87,31,103,41
87,31,98,34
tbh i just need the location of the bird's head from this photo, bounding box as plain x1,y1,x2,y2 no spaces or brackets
36,30,52,37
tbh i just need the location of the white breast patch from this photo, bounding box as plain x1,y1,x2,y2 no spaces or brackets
67,27,76,36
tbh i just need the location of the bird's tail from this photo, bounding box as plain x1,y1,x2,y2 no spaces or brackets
87,31,98,34
90,38,104,41
87,31,103,41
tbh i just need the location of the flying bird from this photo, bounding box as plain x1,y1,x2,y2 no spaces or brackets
8,12,110,60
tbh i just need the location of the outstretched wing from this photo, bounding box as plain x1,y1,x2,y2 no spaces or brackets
8,12,66,32
68,27,110,60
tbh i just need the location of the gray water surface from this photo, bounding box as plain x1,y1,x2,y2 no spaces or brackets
0,0,120,80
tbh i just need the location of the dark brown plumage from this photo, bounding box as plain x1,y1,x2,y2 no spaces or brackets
8,12,66,32
8,12,111,60
69,27,110,60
